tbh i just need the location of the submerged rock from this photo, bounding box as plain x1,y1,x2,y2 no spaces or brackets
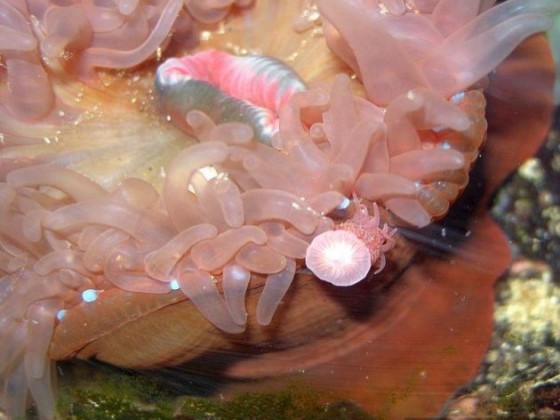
447,114,560,417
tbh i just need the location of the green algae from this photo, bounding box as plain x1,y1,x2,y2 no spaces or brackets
55,362,373,420
56,363,174,419
176,389,372,420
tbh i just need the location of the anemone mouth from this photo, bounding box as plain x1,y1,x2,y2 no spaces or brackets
305,230,372,286
0,1,341,188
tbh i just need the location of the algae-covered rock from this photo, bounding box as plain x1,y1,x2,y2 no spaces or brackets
55,362,373,420
446,262,560,418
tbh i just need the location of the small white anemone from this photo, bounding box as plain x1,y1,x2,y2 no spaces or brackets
305,230,372,286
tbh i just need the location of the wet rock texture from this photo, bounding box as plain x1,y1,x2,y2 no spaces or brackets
446,107,560,418
493,108,560,275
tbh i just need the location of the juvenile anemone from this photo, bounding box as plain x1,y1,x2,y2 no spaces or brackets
306,230,372,286
306,202,396,286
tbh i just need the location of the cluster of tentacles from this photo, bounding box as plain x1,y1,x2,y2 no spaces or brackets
0,0,253,121
0,74,484,416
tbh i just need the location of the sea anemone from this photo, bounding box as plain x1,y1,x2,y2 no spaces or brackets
0,0,557,418
306,202,396,286
306,230,373,286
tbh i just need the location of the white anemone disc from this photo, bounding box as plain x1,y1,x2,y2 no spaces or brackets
305,230,372,286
